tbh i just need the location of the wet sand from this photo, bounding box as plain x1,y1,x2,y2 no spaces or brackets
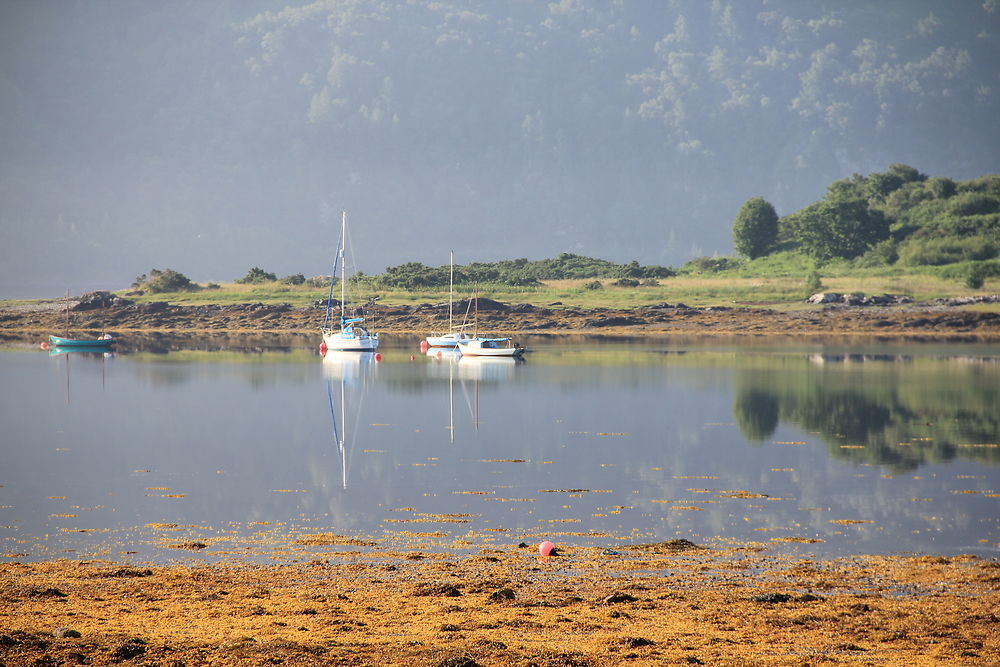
2,542,998,666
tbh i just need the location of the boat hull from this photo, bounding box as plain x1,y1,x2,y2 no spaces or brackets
48,335,113,348
457,340,524,357
322,330,379,352
425,332,474,348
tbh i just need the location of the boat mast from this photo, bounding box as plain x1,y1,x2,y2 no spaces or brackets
340,210,347,326
448,250,454,333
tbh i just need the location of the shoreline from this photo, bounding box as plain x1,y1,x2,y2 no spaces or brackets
2,296,1000,342
3,543,998,665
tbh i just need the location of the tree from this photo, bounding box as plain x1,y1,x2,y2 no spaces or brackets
236,267,277,284
794,199,888,261
732,197,779,259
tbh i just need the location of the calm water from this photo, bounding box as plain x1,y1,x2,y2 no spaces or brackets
2,336,999,563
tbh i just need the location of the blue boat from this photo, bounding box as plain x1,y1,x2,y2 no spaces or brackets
48,334,114,348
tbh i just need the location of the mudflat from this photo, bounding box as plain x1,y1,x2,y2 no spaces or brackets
2,543,998,665
2,295,1000,339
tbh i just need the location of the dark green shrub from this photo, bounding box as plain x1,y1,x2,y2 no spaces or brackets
583,280,603,290
281,273,306,285
236,267,277,284
132,268,196,293
612,278,640,287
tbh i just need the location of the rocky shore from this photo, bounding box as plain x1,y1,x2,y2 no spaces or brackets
2,291,1000,341
2,543,998,666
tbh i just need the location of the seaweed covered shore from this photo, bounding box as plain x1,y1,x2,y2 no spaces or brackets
2,542,999,666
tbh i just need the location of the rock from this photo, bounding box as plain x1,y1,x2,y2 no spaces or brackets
603,592,638,605
111,638,147,660
456,297,506,311
752,593,792,604
54,627,81,638
486,588,516,603
137,301,169,313
806,292,842,304
72,291,133,311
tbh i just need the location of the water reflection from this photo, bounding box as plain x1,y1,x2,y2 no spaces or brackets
1,339,998,562
322,352,378,489
733,357,1000,471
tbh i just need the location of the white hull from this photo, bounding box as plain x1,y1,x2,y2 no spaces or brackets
425,332,474,348
323,329,379,352
457,339,524,357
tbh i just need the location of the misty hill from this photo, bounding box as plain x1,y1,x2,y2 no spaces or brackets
1,1,998,298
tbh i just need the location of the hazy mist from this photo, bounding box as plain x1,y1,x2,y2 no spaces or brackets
1,0,998,298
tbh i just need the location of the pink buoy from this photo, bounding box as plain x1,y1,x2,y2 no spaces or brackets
410,354,415,360
436,351,442,358
539,540,556,557
40,341,49,350
319,342,327,355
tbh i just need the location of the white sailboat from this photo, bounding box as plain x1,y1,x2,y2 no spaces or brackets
424,251,476,348
321,211,380,353
455,292,525,357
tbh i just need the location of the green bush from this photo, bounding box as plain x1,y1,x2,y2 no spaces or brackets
281,273,306,285
965,265,986,289
583,280,603,290
236,267,277,284
853,239,899,268
132,268,196,293
682,256,743,273
947,193,1000,217
897,236,998,266
805,270,823,293
612,277,640,287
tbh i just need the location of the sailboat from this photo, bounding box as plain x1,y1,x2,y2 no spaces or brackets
455,291,525,358
321,211,380,353
424,251,476,348
47,290,114,349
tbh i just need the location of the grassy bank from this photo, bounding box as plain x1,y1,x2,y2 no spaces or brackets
114,272,998,311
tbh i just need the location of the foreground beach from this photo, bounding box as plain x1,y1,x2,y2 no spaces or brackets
3,542,998,666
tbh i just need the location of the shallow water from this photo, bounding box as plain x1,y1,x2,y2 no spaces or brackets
2,336,998,562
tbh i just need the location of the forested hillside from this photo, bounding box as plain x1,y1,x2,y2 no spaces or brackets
1,1,998,297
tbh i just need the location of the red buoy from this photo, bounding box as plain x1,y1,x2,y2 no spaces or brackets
539,541,556,557
420,340,429,352
319,342,327,355
375,353,382,362
40,341,49,350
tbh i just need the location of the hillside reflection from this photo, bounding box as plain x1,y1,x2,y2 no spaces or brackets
733,354,1000,471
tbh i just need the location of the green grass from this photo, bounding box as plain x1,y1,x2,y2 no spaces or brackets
113,269,999,312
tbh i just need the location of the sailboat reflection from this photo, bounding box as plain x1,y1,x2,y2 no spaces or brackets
47,346,113,403
457,355,521,382
321,351,378,489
